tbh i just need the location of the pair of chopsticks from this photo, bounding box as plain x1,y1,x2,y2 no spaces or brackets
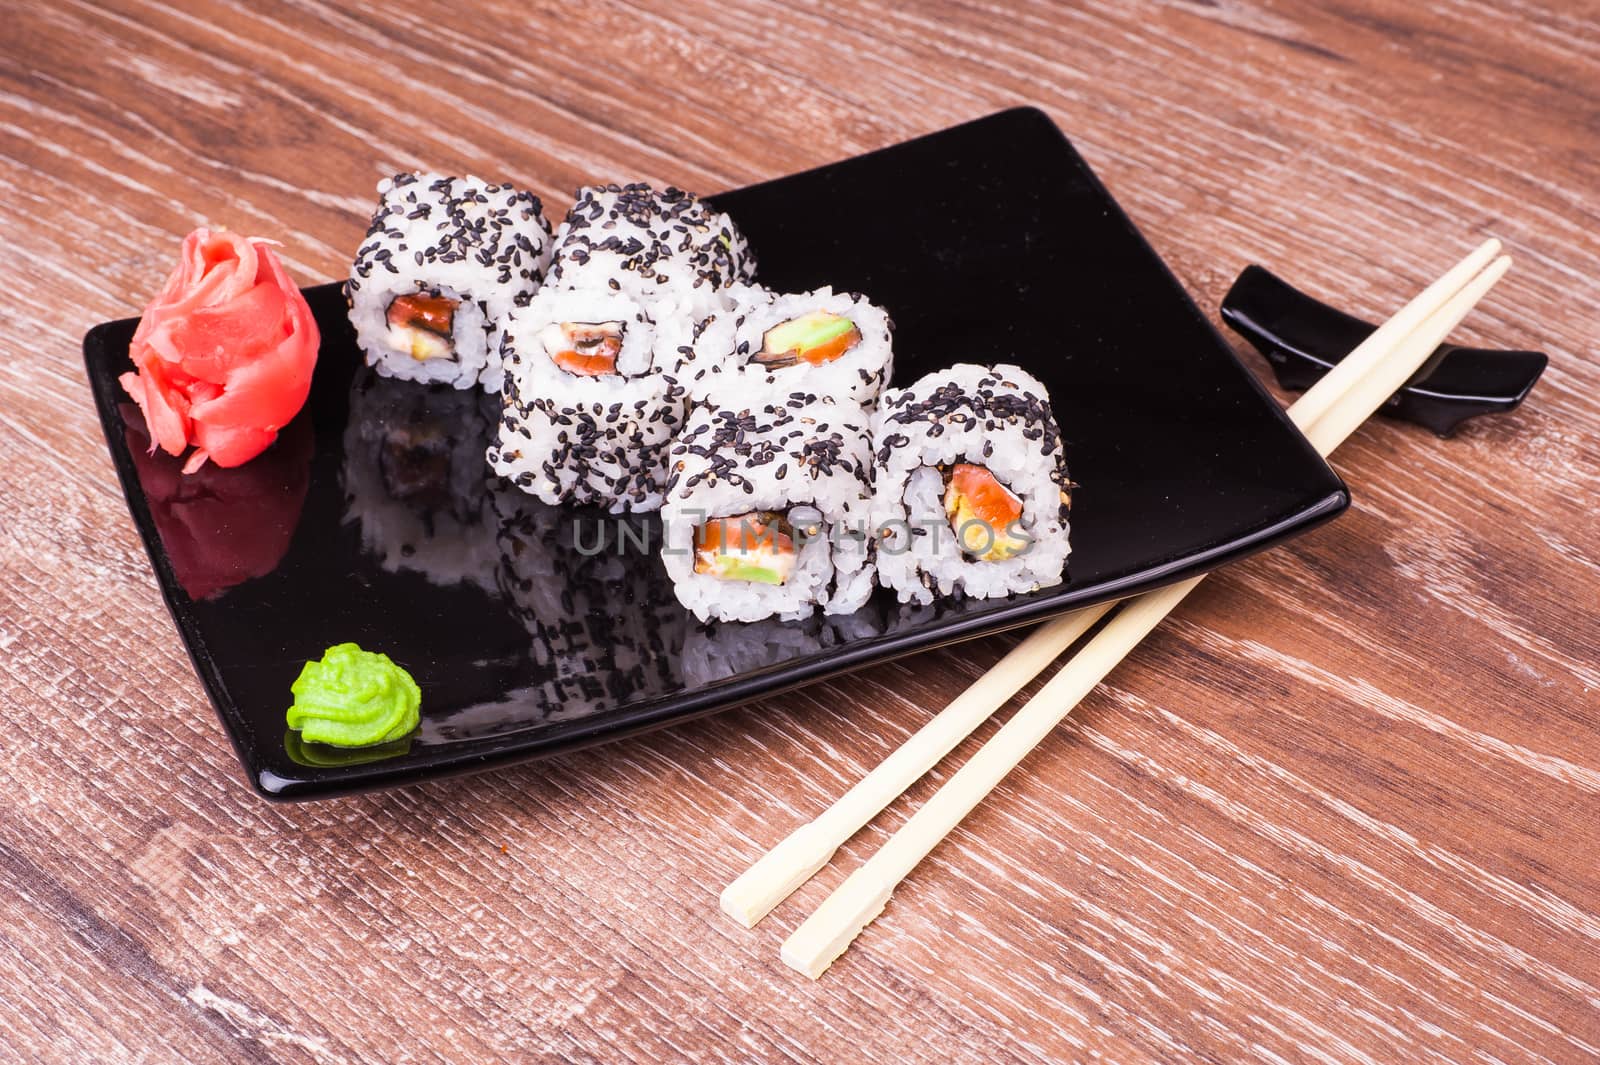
720,238,1512,978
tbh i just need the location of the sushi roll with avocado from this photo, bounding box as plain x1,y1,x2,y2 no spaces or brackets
681,286,894,407
871,364,1071,604
487,181,757,512
487,285,696,512
660,395,875,623
545,183,755,317
347,173,553,391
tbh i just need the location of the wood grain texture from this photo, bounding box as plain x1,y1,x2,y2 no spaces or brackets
2,0,1597,1061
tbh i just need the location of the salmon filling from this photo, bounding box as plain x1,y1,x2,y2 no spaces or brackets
752,311,862,369
943,463,1029,562
385,293,457,362
541,320,624,377
694,511,798,584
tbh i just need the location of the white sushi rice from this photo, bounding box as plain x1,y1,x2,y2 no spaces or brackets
872,363,1071,605
487,286,696,512
678,286,894,407
512,284,685,377
347,173,553,391
545,183,756,318
661,395,875,623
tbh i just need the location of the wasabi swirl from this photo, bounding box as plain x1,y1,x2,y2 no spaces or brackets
286,643,420,747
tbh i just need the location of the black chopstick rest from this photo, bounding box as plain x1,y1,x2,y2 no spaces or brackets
1220,265,1547,437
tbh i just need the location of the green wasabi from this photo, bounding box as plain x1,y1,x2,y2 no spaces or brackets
286,643,420,748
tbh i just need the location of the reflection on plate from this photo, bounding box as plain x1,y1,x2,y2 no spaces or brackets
86,108,1347,799
341,368,502,591
285,731,413,768
122,403,314,602
494,493,687,722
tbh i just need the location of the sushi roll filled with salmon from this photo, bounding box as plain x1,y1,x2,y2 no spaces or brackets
661,395,875,623
679,286,894,407
347,173,553,391
487,285,696,512
545,183,755,317
871,364,1071,605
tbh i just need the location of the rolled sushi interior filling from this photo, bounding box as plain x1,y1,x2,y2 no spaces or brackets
751,311,861,369
693,510,811,585
385,293,458,362
540,320,625,378
939,462,1029,562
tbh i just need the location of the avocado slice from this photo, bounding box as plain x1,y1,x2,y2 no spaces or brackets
713,554,788,585
754,311,861,368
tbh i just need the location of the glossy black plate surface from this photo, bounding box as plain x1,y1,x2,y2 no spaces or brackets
85,107,1348,800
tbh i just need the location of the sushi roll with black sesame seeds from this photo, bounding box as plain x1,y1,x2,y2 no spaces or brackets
347,173,553,391
661,394,875,623
487,286,696,512
340,368,502,590
544,183,755,317
871,364,1071,604
680,286,894,407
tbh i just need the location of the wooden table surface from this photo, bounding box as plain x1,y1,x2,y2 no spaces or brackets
5,1,1598,1061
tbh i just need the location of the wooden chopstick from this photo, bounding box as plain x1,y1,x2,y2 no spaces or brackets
775,246,1511,978
721,238,1504,931
720,605,1111,926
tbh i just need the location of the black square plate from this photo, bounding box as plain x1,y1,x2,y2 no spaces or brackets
84,108,1347,800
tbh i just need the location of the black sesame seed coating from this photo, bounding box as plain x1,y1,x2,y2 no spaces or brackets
349,173,553,297
545,183,756,297
664,394,872,501
490,343,688,511
876,368,1070,502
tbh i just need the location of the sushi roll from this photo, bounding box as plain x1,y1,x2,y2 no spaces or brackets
347,173,553,391
871,364,1071,605
340,368,501,590
661,394,875,623
487,285,696,512
680,286,894,407
545,183,755,316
